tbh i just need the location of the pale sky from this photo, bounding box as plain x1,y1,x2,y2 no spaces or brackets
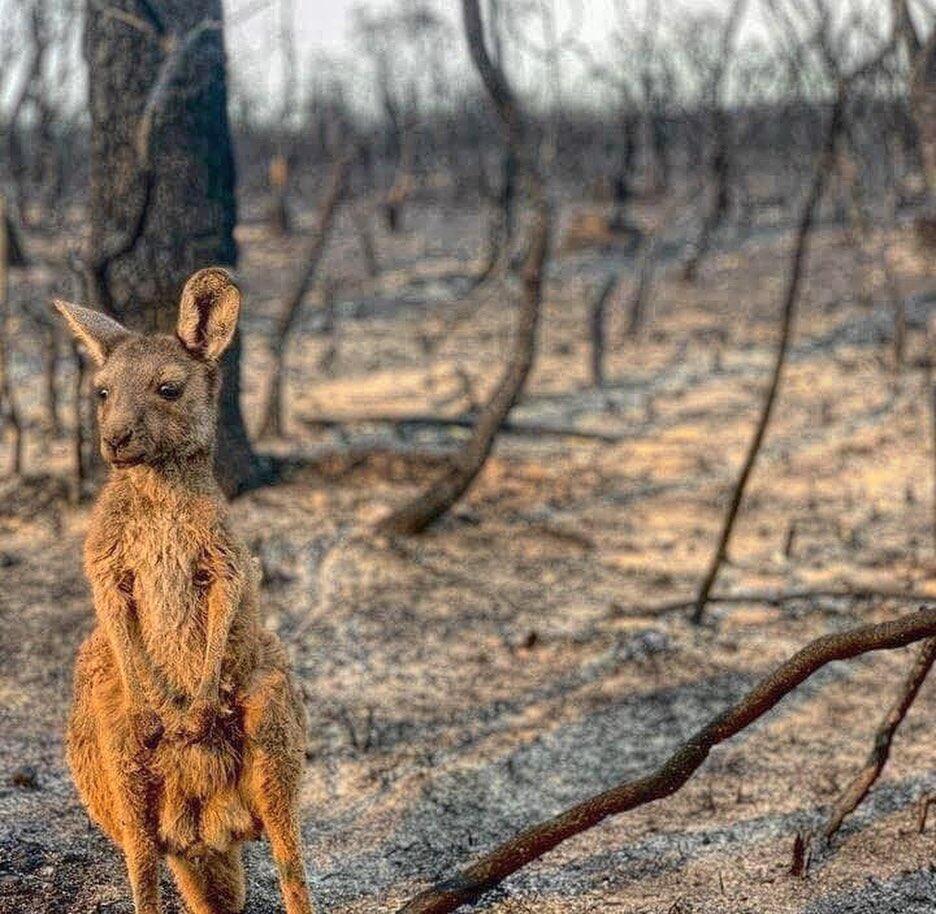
223,0,894,118
0,0,904,120
224,0,740,116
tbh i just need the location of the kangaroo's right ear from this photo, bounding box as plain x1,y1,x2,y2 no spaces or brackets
176,268,241,362
51,299,131,366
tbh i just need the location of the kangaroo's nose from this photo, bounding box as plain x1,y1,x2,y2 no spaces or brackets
106,428,133,452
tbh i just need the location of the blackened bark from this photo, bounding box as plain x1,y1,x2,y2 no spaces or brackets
84,0,266,495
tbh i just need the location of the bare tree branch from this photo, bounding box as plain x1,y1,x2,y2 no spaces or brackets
691,89,845,624
258,146,355,438
680,0,750,281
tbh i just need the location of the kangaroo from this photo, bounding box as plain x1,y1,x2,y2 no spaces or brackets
55,269,314,914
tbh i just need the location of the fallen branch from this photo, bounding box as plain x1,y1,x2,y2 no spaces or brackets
303,412,623,444
622,588,936,618
820,636,936,842
397,606,936,914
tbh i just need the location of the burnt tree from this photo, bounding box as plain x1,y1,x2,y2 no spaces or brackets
84,0,266,495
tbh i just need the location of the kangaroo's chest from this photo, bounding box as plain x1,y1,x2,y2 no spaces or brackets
117,511,215,680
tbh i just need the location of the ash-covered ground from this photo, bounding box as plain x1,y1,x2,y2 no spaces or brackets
1,195,935,912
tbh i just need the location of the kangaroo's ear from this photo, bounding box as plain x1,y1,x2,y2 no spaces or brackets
51,299,131,366
176,268,240,361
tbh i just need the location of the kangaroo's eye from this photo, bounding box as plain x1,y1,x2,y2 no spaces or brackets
157,382,183,401
96,387,109,402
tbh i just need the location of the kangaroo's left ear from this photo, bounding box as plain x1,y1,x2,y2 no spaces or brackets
176,268,241,361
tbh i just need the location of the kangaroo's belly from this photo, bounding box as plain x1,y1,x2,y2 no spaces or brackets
153,719,261,855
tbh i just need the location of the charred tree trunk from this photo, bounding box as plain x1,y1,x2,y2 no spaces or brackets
384,125,416,233
268,152,291,235
589,273,618,387
681,0,748,282
0,197,24,476
84,0,266,495
374,0,551,536
259,149,353,438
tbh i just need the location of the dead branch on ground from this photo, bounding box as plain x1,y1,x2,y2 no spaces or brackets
397,606,936,914
625,588,936,618
302,412,624,443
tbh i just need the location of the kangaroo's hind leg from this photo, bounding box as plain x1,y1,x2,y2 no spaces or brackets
167,845,246,914
242,666,314,914
104,721,162,914
69,630,162,913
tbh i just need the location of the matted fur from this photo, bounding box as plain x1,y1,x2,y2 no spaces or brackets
56,269,315,914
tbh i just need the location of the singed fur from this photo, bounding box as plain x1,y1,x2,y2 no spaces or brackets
57,269,315,914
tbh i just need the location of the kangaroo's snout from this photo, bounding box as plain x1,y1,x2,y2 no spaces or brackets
104,427,134,454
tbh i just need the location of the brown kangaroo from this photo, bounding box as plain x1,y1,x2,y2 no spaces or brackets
54,269,314,914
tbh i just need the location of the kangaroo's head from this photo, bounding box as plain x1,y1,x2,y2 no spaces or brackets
52,268,240,469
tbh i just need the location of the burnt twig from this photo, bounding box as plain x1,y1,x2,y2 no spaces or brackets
820,636,936,843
